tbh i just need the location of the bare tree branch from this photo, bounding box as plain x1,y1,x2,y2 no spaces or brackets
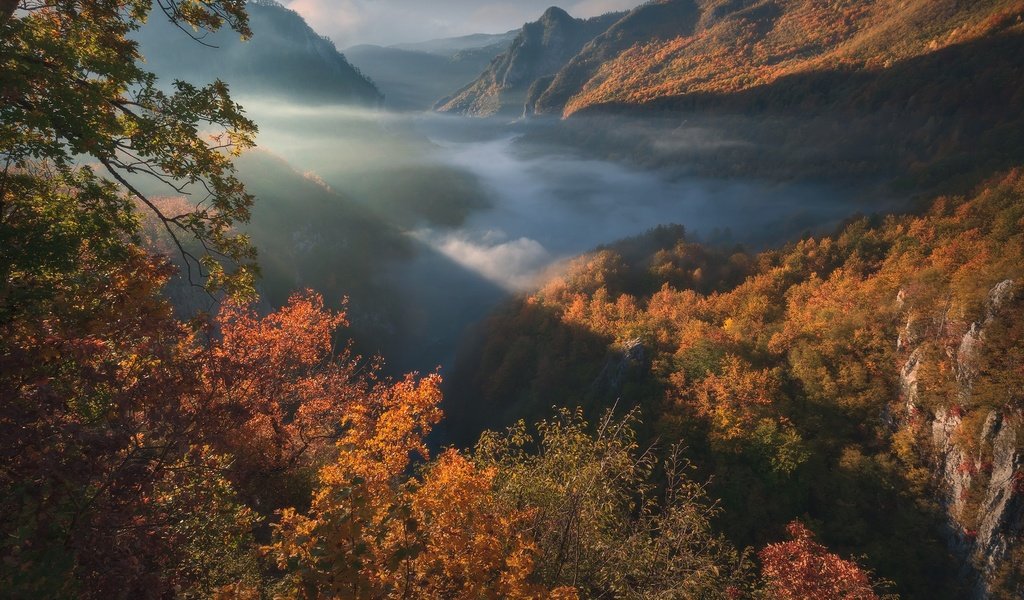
98,156,210,291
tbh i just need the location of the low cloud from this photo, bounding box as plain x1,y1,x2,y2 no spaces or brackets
412,229,551,292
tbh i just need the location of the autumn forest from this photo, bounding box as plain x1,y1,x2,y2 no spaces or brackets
1,0,1023,599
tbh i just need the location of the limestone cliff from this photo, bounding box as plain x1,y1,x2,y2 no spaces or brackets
896,279,1023,598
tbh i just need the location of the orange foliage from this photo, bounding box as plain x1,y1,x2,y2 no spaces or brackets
402,451,576,599
564,0,1024,115
270,367,571,598
205,292,360,478
759,521,879,600
685,354,780,441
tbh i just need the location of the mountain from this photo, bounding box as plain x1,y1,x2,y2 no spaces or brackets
531,0,701,115
135,0,381,104
435,7,626,117
506,0,1024,195
140,149,410,342
447,171,1024,599
528,0,1024,116
345,42,509,110
391,30,519,55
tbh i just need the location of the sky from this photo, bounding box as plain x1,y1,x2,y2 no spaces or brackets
282,0,643,47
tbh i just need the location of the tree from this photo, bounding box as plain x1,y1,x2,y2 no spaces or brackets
759,521,880,600
269,370,576,598
0,239,249,597
0,3,268,595
199,292,366,507
473,409,759,598
1,0,257,299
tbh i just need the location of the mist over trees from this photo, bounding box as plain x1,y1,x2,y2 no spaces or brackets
2,0,1023,598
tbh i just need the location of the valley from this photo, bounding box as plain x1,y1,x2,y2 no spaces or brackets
209,102,898,375
3,0,1023,597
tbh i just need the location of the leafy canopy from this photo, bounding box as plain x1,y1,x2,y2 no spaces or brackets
1,0,258,298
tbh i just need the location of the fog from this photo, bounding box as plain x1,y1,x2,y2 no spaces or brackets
203,101,903,372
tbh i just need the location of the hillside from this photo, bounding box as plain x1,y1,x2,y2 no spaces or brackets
7,0,1024,597
391,30,519,55
503,0,1024,194
135,0,381,104
528,0,1024,116
447,171,1024,599
345,42,508,110
138,150,412,346
435,7,625,117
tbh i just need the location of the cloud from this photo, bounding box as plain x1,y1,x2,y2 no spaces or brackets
281,0,641,47
411,229,551,291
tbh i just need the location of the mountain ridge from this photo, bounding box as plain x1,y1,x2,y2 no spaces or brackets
435,8,627,117
136,0,382,104
390,30,519,55
345,41,510,110
527,0,1024,116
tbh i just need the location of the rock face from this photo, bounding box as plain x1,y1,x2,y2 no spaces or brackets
435,7,624,117
591,337,647,398
896,280,1023,598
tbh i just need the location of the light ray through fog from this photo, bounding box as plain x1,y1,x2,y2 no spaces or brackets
211,101,906,372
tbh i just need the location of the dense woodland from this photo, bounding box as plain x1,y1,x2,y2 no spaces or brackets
448,173,1024,598
1,0,1022,599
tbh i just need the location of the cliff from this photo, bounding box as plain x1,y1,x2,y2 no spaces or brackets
435,7,624,117
897,279,1024,597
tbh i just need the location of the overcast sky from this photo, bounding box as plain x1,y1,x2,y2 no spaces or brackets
282,0,642,47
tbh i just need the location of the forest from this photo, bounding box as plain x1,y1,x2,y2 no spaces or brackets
1,0,1022,598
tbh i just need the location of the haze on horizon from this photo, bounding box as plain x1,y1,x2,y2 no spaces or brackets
282,0,642,47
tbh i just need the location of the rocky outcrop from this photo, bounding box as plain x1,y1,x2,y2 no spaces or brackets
895,280,1023,598
435,7,624,117
591,337,647,398
975,412,1024,595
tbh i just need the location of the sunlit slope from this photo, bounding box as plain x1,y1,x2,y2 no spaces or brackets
448,169,1024,599
527,0,1024,116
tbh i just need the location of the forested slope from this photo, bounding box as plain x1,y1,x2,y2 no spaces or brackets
436,7,625,117
529,0,1024,116
136,0,382,104
4,0,1023,597
449,170,1024,598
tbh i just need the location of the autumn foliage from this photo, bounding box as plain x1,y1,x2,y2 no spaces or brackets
561,0,1024,115
760,521,879,600
457,170,1024,597
5,0,1024,597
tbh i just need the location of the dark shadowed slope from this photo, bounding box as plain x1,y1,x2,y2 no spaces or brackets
135,0,381,104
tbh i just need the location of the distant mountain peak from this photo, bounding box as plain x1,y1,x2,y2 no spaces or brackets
435,7,625,117
539,6,573,23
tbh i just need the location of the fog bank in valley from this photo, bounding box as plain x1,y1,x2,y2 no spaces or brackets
202,101,904,372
